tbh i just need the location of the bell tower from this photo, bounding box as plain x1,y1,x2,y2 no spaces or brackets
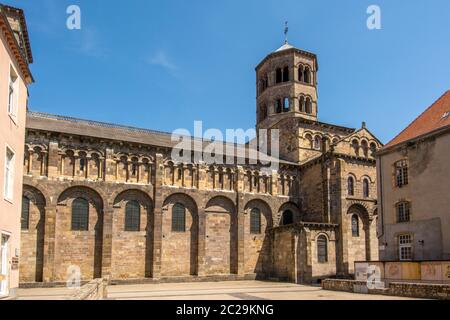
255,39,319,131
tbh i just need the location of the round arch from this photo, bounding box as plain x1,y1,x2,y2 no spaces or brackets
278,202,301,226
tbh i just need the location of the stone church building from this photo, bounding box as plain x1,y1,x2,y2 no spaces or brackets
19,41,381,285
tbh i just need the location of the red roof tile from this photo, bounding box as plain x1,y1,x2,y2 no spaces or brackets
384,90,450,149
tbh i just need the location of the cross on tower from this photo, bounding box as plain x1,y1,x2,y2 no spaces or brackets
284,21,289,44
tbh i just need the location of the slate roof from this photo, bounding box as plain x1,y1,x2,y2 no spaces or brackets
26,111,299,166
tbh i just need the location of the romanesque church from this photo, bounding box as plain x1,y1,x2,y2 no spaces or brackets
20,40,381,285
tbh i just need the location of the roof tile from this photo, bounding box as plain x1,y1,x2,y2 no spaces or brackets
383,90,450,149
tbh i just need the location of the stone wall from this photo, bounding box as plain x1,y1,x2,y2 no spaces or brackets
271,223,338,284
19,112,380,285
377,130,450,261
322,279,450,300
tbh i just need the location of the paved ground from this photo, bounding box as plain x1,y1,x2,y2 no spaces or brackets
17,280,419,300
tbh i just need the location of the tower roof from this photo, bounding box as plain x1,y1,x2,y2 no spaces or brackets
256,42,318,71
275,42,295,52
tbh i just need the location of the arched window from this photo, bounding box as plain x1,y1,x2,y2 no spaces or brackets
21,196,30,230
299,96,305,112
351,214,359,237
79,157,86,172
363,179,370,198
281,210,294,225
72,198,89,231
352,139,359,155
370,142,377,155
283,98,290,112
250,208,261,234
298,65,304,82
125,200,140,231
348,176,354,196
283,66,289,82
276,68,282,84
317,235,328,263
304,67,311,84
314,136,321,150
361,140,369,158
275,99,282,114
131,163,138,176
172,203,186,232
305,98,312,114
305,134,313,149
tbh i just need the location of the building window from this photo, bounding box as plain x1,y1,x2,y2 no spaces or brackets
399,234,413,261
275,68,282,84
172,203,186,232
395,160,409,187
363,179,370,198
281,210,293,225
8,65,19,118
79,158,86,172
298,65,304,82
304,67,311,84
352,140,360,156
72,198,89,231
283,98,290,112
21,196,30,230
317,235,328,263
275,99,282,114
4,147,15,201
125,200,140,231
299,96,305,112
283,66,289,82
396,202,411,223
305,98,312,114
347,176,354,196
314,136,321,150
370,142,377,155
351,214,359,237
177,168,183,180
250,208,261,234
131,163,138,176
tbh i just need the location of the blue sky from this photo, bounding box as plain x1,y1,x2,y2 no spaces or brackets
7,0,450,143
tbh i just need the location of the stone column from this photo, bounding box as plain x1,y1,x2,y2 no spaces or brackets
152,153,164,278
271,170,278,196
101,206,114,279
197,208,206,276
236,192,245,276
104,147,116,182
47,141,59,179
42,205,57,283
